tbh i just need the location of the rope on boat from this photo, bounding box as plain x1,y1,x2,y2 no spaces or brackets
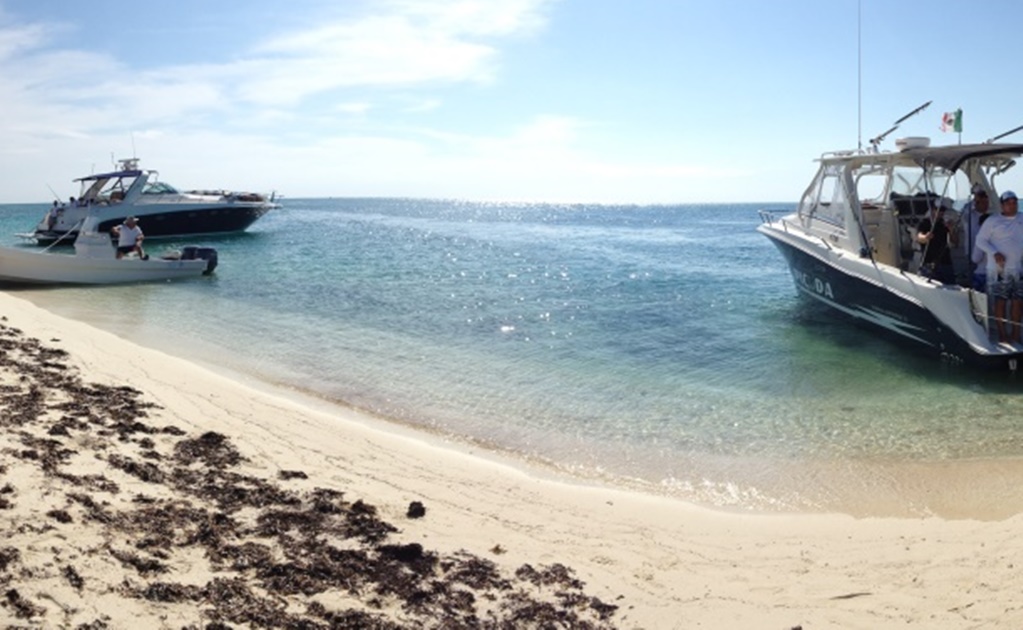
40,219,84,253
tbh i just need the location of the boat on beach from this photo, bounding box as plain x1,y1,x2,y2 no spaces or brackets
0,215,218,285
21,157,278,245
758,108,1023,371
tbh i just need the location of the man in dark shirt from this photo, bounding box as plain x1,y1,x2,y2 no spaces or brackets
964,185,992,288
916,198,958,284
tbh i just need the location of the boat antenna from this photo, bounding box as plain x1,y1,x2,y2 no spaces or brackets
130,131,137,159
868,100,932,150
985,123,1023,144
857,0,862,151
45,184,60,202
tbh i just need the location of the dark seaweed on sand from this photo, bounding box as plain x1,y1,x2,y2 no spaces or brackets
0,323,620,628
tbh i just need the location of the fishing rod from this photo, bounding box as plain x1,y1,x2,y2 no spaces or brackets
868,125,899,150
868,100,933,150
893,100,933,125
985,123,1023,144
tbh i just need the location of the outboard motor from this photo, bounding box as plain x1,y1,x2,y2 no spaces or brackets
180,245,219,275
197,247,218,275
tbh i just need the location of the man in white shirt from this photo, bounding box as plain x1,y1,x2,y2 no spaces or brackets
975,191,1023,343
112,216,147,260
45,201,60,230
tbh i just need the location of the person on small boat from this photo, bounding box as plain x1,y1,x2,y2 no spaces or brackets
976,191,1023,343
112,216,148,260
916,197,958,284
45,201,60,230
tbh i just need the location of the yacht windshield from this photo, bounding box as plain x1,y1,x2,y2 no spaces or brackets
889,165,961,200
84,174,138,204
142,182,180,195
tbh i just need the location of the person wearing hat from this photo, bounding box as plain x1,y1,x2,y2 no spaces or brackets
964,185,992,288
915,196,958,284
975,190,1023,343
45,200,60,231
111,216,147,260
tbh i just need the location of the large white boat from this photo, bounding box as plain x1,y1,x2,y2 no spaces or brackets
0,216,218,285
758,128,1023,371
23,157,278,245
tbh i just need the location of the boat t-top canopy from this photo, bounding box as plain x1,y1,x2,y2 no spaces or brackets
74,169,144,183
73,158,152,183
901,142,1023,172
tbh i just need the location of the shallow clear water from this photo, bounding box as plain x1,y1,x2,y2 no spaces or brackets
4,199,1023,515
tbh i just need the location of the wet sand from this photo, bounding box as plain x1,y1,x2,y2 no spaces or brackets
1,291,1022,629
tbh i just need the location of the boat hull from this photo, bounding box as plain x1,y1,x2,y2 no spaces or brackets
0,248,212,285
759,223,1023,371
32,203,271,245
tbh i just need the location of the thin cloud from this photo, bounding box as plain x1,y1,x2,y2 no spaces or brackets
377,0,554,37
0,0,725,204
243,0,557,104
0,1,556,131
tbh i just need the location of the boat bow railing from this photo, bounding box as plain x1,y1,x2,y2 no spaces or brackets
758,209,837,252
758,209,791,228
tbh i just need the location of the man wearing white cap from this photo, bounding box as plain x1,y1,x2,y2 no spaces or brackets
975,190,1023,343
111,216,147,260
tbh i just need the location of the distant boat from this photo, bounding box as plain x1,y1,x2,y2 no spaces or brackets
21,157,279,245
0,215,218,285
758,131,1023,371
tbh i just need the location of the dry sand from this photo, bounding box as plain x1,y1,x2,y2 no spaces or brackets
0,290,1022,629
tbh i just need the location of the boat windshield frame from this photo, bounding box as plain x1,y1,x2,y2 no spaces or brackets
142,181,180,195
810,142,1023,210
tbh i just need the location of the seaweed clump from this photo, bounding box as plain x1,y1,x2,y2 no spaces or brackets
0,321,621,628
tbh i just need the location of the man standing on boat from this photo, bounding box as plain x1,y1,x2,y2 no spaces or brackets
112,216,147,260
975,191,1023,343
963,185,992,288
45,201,60,231
916,197,958,284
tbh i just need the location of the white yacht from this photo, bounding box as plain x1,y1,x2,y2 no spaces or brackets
24,157,279,245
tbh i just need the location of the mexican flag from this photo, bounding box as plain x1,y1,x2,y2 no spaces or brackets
941,109,963,133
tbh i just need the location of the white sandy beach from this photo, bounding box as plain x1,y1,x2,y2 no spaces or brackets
1,289,1022,629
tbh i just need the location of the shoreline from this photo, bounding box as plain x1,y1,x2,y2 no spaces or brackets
3,293,1023,627
14,287,1023,521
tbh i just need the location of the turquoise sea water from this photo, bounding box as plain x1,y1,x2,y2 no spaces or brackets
3,198,1023,516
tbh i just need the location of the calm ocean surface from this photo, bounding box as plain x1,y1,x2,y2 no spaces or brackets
3,198,1023,516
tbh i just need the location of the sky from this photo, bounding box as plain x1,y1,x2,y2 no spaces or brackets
1,0,1022,204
